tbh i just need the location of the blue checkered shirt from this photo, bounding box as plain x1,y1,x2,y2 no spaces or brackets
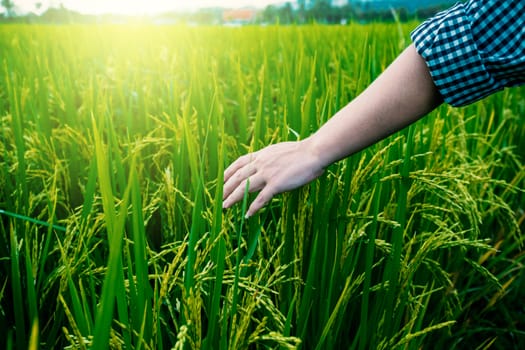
411,0,524,107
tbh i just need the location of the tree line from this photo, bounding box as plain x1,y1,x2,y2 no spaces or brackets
0,1,455,24
259,1,455,24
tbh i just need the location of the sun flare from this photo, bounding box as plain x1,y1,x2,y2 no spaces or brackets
13,0,287,15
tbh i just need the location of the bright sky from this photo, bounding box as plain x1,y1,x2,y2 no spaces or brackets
11,0,291,15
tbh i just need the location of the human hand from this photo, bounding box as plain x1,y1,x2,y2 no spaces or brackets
222,139,325,218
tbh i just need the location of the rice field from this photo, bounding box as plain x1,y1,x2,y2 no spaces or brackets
0,22,524,349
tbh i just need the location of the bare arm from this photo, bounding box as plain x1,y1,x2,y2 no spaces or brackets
223,44,443,217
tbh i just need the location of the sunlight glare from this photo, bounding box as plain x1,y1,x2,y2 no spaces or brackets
13,0,288,15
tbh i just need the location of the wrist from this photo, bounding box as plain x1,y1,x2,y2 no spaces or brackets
301,135,332,170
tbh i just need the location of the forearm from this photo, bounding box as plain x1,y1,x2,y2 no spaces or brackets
306,44,443,167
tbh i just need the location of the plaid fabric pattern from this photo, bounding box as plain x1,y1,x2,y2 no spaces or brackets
411,0,524,107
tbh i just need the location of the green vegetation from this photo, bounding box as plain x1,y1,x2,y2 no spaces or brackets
0,23,524,349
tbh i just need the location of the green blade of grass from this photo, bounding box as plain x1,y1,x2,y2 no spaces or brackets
23,235,38,340
229,179,250,345
358,171,382,350
184,183,204,294
203,133,225,349
130,174,153,345
9,222,26,350
0,209,66,233
90,116,134,350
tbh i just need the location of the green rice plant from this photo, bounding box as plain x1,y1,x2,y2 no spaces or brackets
0,22,523,350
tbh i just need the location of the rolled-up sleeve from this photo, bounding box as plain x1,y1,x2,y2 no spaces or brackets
411,0,525,107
